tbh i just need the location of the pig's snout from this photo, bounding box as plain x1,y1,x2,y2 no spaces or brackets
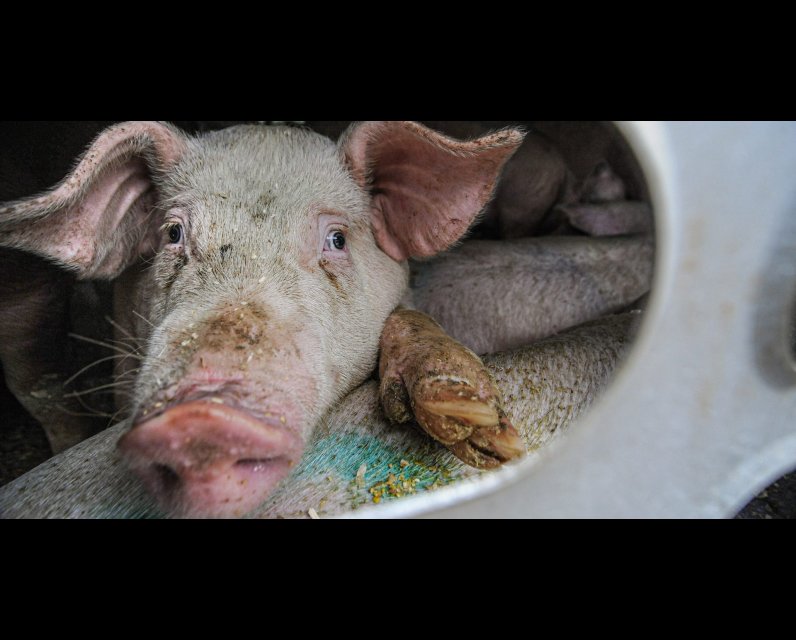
118,401,303,518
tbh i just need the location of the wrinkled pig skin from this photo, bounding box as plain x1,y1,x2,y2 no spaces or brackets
0,121,524,518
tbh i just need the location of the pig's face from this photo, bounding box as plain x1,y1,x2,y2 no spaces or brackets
0,121,522,517
120,127,407,516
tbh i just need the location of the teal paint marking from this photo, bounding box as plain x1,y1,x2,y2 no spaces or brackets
287,428,472,507
89,423,476,518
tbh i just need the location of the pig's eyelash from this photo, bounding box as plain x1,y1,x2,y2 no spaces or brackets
159,221,185,246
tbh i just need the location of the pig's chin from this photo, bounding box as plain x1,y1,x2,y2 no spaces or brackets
118,400,305,519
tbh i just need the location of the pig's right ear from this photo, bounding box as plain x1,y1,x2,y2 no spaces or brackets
339,121,524,262
0,121,187,280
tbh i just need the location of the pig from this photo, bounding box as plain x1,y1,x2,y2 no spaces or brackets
0,120,252,455
0,313,639,519
411,235,653,355
414,121,654,240
0,120,532,518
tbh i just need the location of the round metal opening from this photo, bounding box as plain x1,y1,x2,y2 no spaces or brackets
0,120,660,519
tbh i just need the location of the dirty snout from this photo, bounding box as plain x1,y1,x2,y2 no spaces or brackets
119,401,303,518
118,304,315,518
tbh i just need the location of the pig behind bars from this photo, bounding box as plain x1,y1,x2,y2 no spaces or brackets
0,121,535,518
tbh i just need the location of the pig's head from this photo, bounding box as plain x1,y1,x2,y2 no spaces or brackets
0,121,523,517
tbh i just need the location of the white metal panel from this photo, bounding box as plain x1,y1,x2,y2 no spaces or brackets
348,121,796,518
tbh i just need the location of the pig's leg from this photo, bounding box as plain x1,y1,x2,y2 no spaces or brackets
556,201,654,237
0,250,101,453
555,161,654,237
378,308,525,469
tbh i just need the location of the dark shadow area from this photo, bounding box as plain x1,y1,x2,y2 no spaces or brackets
0,366,50,486
735,470,796,519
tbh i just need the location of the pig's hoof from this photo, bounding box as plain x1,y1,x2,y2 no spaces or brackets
380,349,525,469
447,410,525,469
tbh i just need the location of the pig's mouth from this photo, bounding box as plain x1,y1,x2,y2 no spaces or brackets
118,400,304,518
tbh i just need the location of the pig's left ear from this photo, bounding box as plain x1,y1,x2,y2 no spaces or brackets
0,121,187,280
339,121,524,262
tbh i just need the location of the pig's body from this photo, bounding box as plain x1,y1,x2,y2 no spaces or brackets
411,236,653,355
0,313,638,519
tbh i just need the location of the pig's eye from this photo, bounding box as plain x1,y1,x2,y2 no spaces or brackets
325,230,346,252
166,224,183,245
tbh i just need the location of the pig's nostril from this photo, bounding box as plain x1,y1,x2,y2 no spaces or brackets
120,401,303,517
152,464,182,495
235,458,276,472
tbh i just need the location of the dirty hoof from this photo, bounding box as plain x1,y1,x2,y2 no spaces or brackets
379,308,526,469
411,376,523,468
448,410,525,469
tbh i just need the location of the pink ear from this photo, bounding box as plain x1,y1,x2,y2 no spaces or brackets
340,121,524,261
0,121,186,279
